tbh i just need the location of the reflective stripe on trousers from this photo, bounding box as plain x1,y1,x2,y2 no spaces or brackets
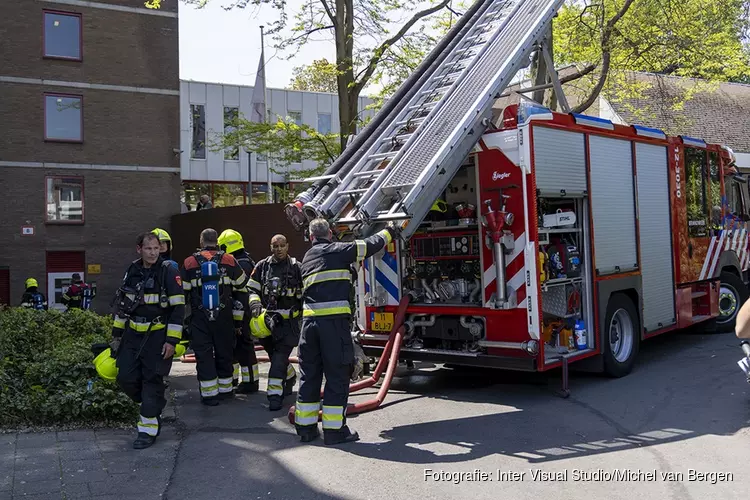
218,377,233,393
322,405,345,430
267,378,284,396
137,415,159,436
233,363,240,381
287,363,296,380
200,378,219,398
295,401,321,426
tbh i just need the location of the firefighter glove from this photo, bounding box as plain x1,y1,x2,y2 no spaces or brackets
249,302,263,318
386,221,402,240
109,337,121,358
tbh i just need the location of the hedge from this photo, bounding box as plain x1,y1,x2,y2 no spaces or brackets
0,307,138,428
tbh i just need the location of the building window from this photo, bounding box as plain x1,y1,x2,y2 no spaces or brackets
46,176,84,223
182,182,210,211
685,147,708,238
45,94,82,142
190,104,206,159
289,111,302,126
317,113,331,135
43,11,82,61
213,183,246,208
223,107,240,161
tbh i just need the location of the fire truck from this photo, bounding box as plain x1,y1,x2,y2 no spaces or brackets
283,0,750,389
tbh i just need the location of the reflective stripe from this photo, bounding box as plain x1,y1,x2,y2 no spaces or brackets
232,309,244,321
247,279,262,292
190,279,199,288
168,294,185,306
303,270,351,289
321,405,344,430
286,364,297,380
167,323,182,339
295,401,321,426
240,365,250,383
356,241,367,262
232,271,247,287
218,377,234,393
267,308,301,319
129,320,165,332
252,364,259,382
143,293,160,304
377,229,392,246
137,415,159,436
113,315,127,329
302,301,351,317
248,294,261,304
183,281,192,290
233,363,240,381
267,378,284,396
200,379,219,397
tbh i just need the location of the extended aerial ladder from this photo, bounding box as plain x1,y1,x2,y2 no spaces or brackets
285,0,567,238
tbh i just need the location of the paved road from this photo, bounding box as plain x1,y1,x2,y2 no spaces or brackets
2,329,749,499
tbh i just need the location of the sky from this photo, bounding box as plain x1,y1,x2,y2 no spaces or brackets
178,1,337,90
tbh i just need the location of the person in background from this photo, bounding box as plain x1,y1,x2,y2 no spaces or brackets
61,273,93,311
20,278,48,310
196,195,213,210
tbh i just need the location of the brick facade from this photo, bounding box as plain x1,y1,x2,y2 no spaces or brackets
0,0,180,313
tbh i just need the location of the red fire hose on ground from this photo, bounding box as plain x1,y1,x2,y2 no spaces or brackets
287,294,412,425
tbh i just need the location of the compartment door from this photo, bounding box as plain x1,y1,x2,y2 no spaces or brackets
589,136,638,276
636,143,676,332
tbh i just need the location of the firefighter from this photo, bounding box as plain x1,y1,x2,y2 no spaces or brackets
182,228,248,405
61,273,93,311
247,234,303,411
109,232,185,449
20,278,48,310
218,228,260,393
294,218,399,445
151,228,173,262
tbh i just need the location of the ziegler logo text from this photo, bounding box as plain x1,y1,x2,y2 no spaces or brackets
492,171,511,181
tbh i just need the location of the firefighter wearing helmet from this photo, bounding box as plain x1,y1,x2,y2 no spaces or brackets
218,229,261,393
20,278,48,310
247,234,303,411
151,228,173,261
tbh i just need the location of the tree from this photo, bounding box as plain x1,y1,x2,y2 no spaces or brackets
289,59,339,93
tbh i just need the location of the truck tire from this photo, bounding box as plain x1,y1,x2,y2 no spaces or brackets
603,294,640,378
715,271,748,332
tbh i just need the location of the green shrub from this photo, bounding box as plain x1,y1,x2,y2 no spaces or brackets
0,307,138,428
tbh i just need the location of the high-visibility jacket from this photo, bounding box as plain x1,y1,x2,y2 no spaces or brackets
300,228,394,318
247,255,303,319
111,258,186,344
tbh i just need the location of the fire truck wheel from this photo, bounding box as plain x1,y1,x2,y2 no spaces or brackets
603,294,640,378
715,271,748,332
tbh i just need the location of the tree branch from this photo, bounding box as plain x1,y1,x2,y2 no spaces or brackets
352,0,451,94
311,134,337,162
320,0,336,25
290,24,335,43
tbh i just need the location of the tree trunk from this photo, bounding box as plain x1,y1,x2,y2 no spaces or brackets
335,0,357,151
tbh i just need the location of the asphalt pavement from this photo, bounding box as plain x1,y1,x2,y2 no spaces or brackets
2,328,749,499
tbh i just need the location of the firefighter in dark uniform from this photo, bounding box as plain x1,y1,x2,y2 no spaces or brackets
182,228,248,405
218,228,260,393
61,273,93,311
247,234,303,411
294,218,399,445
109,232,185,449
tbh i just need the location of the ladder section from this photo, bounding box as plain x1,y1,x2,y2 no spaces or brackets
313,0,518,222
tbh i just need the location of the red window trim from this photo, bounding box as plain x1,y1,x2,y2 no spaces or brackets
44,92,84,143
42,9,83,62
44,175,85,225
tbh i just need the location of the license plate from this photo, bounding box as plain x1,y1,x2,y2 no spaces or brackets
370,312,394,332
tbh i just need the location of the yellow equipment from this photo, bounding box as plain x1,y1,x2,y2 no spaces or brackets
430,199,448,213
218,229,245,254
25,278,39,289
249,309,273,338
173,340,189,358
93,348,118,381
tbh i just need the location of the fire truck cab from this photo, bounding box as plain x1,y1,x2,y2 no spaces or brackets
355,102,750,378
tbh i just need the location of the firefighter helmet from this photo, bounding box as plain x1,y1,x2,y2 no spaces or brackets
430,199,448,213
151,228,172,243
249,310,274,338
25,278,39,289
173,340,189,358
93,348,118,381
218,229,245,254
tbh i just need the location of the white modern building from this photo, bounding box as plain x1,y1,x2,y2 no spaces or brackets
179,80,375,209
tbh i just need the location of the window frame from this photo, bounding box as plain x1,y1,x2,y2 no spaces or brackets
44,92,84,143
44,175,85,225
684,147,709,238
190,103,206,160
223,106,240,161
317,112,332,135
42,9,83,62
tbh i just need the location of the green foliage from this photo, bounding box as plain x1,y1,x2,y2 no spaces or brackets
289,59,339,93
0,307,138,428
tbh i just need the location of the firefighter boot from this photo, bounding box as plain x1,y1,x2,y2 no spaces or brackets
299,427,320,443
268,395,283,411
284,376,297,396
236,381,259,394
133,433,156,449
324,425,360,446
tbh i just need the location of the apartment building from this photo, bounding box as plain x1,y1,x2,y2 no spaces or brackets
0,0,181,311
180,80,375,208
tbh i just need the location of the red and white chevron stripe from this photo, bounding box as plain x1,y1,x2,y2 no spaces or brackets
699,226,749,280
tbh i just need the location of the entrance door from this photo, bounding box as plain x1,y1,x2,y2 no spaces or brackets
46,251,85,311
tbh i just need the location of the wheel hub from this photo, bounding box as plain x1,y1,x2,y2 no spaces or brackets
718,284,739,322
609,309,633,363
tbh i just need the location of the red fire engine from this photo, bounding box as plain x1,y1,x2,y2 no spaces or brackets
352,103,749,387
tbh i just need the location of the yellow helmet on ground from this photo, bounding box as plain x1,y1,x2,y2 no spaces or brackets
151,228,172,244
173,340,189,358
93,348,118,381
218,229,245,254
249,310,273,338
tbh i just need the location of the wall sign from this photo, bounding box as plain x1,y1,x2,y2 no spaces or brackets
21,226,34,236
87,264,101,274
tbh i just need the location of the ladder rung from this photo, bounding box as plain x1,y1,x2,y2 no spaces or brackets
381,132,413,143
339,188,370,195
368,150,398,161
302,174,336,182
371,212,410,222
420,85,452,97
407,100,439,112
394,117,426,128
352,170,384,178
